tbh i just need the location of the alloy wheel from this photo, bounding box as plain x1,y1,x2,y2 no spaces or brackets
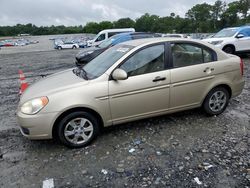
208,91,227,112
64,118,94,145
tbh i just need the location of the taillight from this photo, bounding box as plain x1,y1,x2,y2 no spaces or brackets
240,58,244,76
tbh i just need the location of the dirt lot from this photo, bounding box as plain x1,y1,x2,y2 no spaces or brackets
0,47,249,187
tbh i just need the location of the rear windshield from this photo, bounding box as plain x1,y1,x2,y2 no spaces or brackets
84,44,134,79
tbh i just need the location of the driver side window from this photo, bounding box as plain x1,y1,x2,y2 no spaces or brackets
120,45,165,77
96,34,105,42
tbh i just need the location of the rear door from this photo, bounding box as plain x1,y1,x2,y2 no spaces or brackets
169,42,217,109
108,44,171,123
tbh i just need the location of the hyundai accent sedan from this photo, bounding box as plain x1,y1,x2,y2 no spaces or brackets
17,38,245,148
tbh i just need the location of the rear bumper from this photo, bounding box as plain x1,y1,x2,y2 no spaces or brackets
232,79,245,98
17,111,58,140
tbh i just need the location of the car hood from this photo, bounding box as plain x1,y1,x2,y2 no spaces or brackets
203,37,228,43
20,69,89,104
76,46,99,59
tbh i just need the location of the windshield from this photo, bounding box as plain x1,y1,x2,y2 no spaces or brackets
83,44,134,79
213,28,238,38
98,35,121,48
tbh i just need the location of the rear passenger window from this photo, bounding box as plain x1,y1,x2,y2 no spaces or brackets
171,43,214,68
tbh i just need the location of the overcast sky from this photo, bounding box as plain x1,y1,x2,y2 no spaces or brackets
0,0,235,26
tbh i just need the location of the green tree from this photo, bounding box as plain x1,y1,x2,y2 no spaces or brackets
221,1,241,27
186,3,213,32
113,18,135,28
211,0,226,30
98,21,113,30
83,22,100,34
135,13,160,32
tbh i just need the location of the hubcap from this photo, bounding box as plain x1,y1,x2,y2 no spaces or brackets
64,118,94,145
209,91,227,112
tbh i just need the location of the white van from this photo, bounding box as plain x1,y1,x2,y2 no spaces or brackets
87,28,135,47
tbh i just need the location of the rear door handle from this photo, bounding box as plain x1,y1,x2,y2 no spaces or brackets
153,76,166,82
203,67,214,73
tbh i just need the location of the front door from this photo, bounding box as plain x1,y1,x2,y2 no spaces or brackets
108,44,170,124
236,28,250,51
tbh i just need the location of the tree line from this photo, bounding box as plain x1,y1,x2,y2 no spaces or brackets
0,0,249,36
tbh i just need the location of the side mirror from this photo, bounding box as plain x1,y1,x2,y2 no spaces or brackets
112,68,128,81
236,34,244,39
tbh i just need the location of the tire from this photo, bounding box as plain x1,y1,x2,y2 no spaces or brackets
57,111,99,148
58,46,62,50
223,46,235,54
72,45,76,49
203,87,229,116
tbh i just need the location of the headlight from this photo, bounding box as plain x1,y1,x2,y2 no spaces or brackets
20,96,49,115
211,40,223,45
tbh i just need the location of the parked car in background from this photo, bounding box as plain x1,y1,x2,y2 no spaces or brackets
17,38,244,148
2,40,15,47
203,26,250,54
76,32,161,66
55,42,79,50
87,28,135,47
78,41,88,48
162,34,187,38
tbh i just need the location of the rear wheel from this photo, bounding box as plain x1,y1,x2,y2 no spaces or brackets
57,111,99,148
203,87,229,116
72,45,76,49
58,46,62,50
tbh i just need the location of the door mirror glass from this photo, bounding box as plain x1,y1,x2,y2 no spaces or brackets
236,34,244,39
112,68,128,80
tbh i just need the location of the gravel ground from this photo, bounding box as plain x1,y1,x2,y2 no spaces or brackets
0,48,249,187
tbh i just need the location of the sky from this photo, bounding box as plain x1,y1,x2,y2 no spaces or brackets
0,0,235,26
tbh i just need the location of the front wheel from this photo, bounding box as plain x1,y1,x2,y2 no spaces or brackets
203,87,229,116
57,111,99,148
72,45,76,49
223,46,235,54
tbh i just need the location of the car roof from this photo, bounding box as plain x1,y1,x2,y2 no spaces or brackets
99,28,135,33
114,32,157,37
121,37,195,47
223,26,250,31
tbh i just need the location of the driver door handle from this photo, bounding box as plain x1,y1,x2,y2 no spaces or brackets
153,76,166,82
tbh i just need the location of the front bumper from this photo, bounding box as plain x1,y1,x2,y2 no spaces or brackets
17,111,58,140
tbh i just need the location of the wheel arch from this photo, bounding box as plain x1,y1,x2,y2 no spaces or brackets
202,83,232,106
222,44,236,52
52,107,104,139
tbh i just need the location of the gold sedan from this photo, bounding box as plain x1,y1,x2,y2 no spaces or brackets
17,38,245,148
